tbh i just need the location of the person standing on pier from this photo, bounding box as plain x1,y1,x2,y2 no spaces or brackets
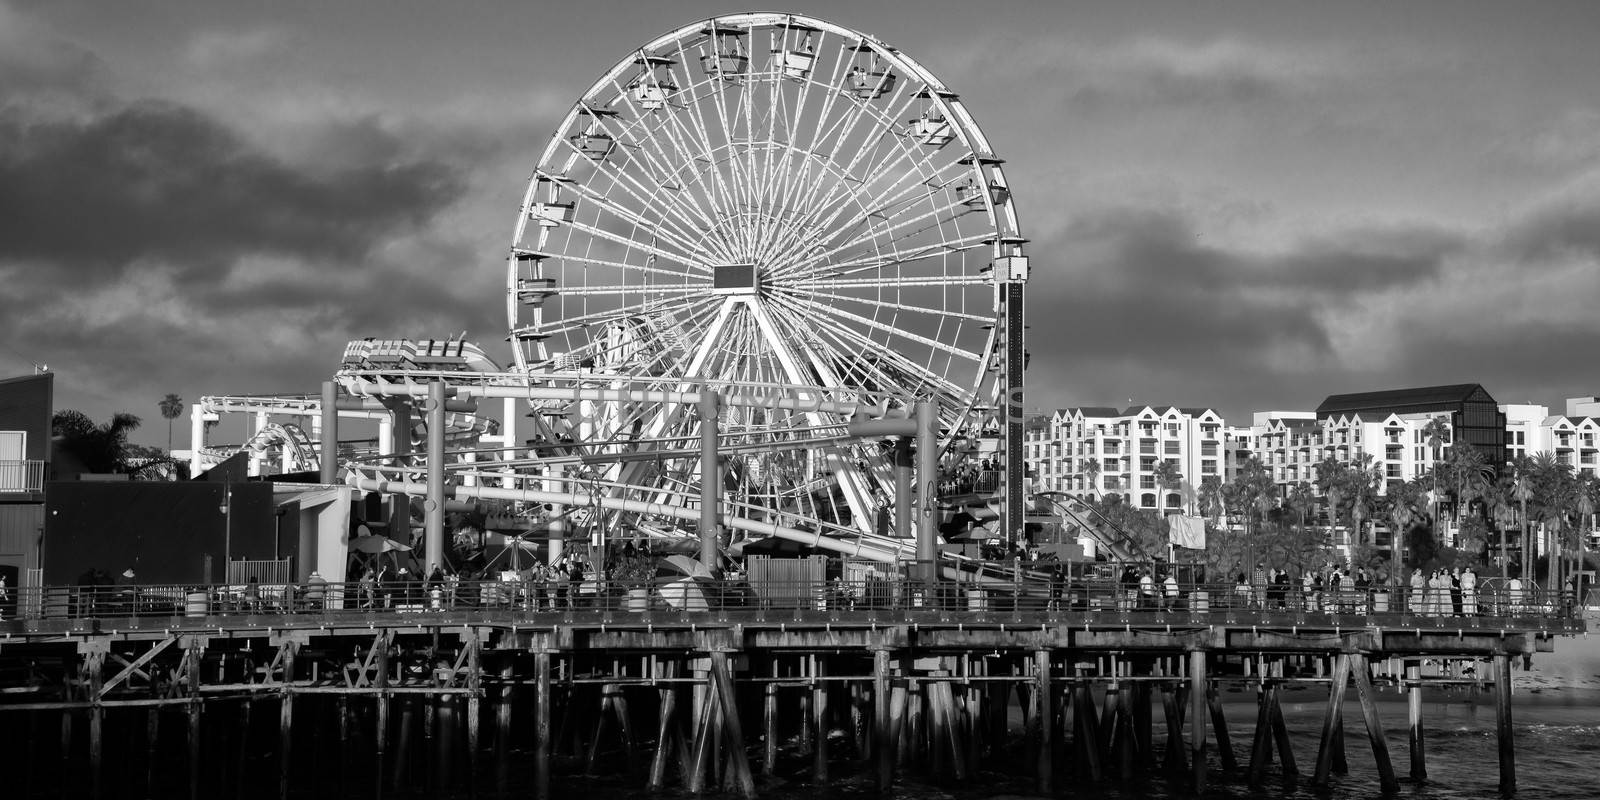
1461,566,1478,615
305,571,327,611
1410,568,1425,614
358,567,376,609
1450,567,1464,616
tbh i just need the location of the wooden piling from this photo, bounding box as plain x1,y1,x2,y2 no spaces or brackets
1406,660,1425,782
813,656,829,782
1189,650,1208,793
709,651,755,798
1207,683,1237,771
279,642,297,800
1034,649,1052,792
1494,652,1514,793
1313,653,1350,786
1348,652,1398,792
495,659,511,799
535,650,552,800
874,650,892,791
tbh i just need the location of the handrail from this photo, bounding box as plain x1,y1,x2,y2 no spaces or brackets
2,577,1582,624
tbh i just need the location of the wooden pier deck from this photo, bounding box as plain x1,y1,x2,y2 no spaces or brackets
0,583,1585,798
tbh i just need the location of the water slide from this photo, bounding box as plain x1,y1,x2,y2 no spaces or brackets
1030,491,1154,563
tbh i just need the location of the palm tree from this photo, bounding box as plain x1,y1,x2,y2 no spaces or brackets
52,410,144,474
158,393,184,453
1153,459,1184,512
1286,481,1316,537
1578,475,1596,571
1510,458,1535,581
1443,441,1492,528
1422,416,1452,529
1078,457,1102,500
1198,475,1224,526
1489,479,1519,582
1529,452,1577,591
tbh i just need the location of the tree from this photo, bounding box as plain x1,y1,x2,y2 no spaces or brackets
158,393,184,453
1198,475,1224,525
1078,457,1102,500
1510,458,1535,580
1152,459,1184,512
1421,416,1452,528
1528,452,1578,590
52,410,144,475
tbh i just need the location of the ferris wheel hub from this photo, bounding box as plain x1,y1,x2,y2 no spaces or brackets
710,263,761,296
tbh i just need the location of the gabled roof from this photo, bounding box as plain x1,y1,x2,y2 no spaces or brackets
1071,406,1122,418
1316,383,1496,418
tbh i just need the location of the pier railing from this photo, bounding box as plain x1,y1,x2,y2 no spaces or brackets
1,576,1582,625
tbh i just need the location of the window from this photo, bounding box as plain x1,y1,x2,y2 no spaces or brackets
1201,461,1217,475
1102,458,1117,473
1140,456,1156,472
1165,422,1180,434
1140,475,1156,489
1140,493,1156,508
1164,441,1180,455
1201,442,1218,456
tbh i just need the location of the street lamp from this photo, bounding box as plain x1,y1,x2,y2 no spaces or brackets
219,484,232,584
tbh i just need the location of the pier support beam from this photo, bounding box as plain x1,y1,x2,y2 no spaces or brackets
1034,650,1052,792
535,651,552,800
1313,653,1350,786
1406,661,1425,782
1189,650,1208,793
1495,652,1515,793
1348,653,1398,792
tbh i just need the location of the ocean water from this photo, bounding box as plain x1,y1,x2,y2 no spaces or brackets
531,694,1600,800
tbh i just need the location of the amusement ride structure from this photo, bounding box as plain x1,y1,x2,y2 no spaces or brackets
187,12,1032,579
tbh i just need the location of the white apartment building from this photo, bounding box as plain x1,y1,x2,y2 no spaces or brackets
1024,405,1225,513
1504,401,1600,479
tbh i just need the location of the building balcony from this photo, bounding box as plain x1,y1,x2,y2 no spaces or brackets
0,459,45,493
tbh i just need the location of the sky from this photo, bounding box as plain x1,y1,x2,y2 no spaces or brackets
3,0,1598,449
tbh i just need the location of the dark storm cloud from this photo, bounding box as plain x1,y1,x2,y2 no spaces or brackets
1500,178,1600,263
0,99,465,277
1023,203,1461,413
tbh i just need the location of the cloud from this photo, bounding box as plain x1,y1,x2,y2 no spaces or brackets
1500,168,1600,262
0,1,110,115
183,27,291,70
0,99,465,280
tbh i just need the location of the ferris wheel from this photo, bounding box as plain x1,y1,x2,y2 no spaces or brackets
507,13,1027,539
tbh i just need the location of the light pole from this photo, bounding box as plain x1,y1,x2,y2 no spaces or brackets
219,485,232,584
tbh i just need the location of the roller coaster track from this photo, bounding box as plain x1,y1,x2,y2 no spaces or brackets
1031,491,1154,563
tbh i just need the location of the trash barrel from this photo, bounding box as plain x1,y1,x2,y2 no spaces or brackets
185,591,209,618
1372,590,1390,613
1191,590,1210,614
967,588,988,611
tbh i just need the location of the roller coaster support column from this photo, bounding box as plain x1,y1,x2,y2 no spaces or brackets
699,390,720,571
916,400,939,584
425,380,446,572
894,438,913,541
320,381,338,485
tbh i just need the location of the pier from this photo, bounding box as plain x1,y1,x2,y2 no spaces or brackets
0,578,1583,798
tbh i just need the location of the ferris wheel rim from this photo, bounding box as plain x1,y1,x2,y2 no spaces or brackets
507,12,1023,442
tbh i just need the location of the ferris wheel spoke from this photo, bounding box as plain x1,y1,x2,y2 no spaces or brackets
545,149,721,267
785,83,922,229
579,105,727,246
789,240,992,280
788,188,984,276
776,292,983,363
558,217,709,276
776,287,991,324
664,41,746,248
765,299,965,400
777,139,963,270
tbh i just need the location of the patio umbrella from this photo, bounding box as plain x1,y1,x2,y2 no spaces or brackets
658,554,715,580
657,578,711,611
350,535,412,554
